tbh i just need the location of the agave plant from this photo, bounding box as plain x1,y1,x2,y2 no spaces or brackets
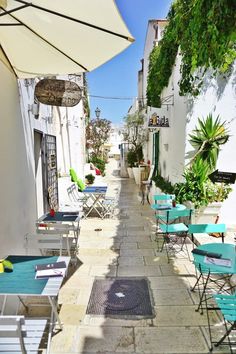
189,114,230,171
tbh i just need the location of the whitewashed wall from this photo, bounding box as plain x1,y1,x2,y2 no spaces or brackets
185,63,236,225
145,52,187,184
0,63,38,255
0,63,86,255
141,19,236,226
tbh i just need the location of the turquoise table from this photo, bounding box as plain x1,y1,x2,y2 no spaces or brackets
38,210,81,243
83,186,108,218
192,243,236,312
151,203,186,211
0,255,70,328
193,243,236,275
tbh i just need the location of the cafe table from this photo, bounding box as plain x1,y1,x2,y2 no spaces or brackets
192,242,236,312
37,210,81,244
151,203,186,211
0,255,70,329
82,186,108,218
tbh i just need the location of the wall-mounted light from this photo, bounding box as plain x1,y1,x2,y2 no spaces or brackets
28,103,39,117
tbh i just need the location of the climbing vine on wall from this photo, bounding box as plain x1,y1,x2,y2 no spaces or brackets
147,0,236,108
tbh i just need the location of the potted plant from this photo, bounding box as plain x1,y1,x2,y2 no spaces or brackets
152,115,232,222
85,173,95,185
123,111,146,184
174,157,232,223
126,149,136,178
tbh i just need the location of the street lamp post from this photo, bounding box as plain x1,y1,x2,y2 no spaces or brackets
95,107,101,118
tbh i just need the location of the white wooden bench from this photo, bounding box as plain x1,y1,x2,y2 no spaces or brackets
0,315,48,353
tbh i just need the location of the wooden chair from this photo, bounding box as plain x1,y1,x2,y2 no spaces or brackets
0,315,48,353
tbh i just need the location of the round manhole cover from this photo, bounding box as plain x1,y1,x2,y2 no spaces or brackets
98,280,146,311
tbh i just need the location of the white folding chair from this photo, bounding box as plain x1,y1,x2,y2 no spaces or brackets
101,195,119,219
67,184,89,208
0,315,48,354
36,221,78,254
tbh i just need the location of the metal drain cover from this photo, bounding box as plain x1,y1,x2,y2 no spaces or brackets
86,277,153,317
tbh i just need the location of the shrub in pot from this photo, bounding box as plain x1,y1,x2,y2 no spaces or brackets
174,159,232,222
85,174,95,185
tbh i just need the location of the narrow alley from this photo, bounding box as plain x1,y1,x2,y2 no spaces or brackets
50,159,220,354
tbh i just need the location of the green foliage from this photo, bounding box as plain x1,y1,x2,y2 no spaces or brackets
123,112,146,150
123,112,145,165
83,74,90,118
153,152,232,210
89,156,106,176
86,118,111,157
127,149,138,168
147,0,236,107
189,114,230,171
152,174,175,194
174,157,232,209
85,174,95,184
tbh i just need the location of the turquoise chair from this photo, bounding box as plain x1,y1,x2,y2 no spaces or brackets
159,208,193,262
206,293,236,353
152,194,176,224
189,223,227,313
188,223,226,244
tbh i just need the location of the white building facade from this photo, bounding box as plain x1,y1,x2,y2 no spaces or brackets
137,19,236,226
0,62,87,255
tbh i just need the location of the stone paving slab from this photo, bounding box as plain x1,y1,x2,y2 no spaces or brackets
50,325,78,353
152,288,194,306
118,256,144,266
117,265,161,277
76,326,135,353
160,264,190,276
59,304,87,325
134,327,209,353
124,235,152,242
90,265,117,277
137,241,157,249
149,276,191,289
120,248,155,256
152,305,216,326
83,315,152,327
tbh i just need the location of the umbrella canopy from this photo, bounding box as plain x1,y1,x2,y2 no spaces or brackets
0,0,134,78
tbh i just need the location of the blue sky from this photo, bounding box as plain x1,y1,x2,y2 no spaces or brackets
87,0,172,124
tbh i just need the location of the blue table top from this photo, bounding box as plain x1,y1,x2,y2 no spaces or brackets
41,211,80,222
83,186,107,193
151,203,186,211
0,255,59,295
193,243,236,274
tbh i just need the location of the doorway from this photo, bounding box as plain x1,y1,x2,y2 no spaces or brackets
34,130,45,217
152,131,160,176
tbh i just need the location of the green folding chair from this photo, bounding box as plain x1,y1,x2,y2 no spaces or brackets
159,208,193,262
188,223,226,244
189,223,227,313
206,293,236,353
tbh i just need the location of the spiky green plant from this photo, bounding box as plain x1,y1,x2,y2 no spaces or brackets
189,114,229,171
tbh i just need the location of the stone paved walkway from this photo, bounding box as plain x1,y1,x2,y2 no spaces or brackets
50,159,230,354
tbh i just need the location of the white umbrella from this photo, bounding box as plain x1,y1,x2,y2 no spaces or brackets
0,0,134,78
